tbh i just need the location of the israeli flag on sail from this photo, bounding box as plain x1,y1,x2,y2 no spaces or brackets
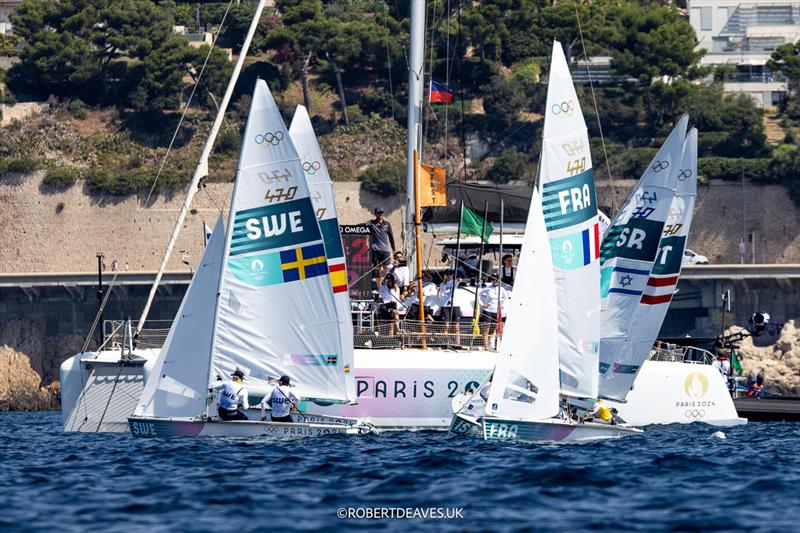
601,265,650,297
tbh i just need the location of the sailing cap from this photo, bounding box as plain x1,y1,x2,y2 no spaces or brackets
279,375,291,385
374,207,384,214
231,369,245,380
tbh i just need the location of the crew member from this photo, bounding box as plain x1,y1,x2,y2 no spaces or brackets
712,353,731,376
584,399,619,425
266,375,299,423
212,368,250,421
499,254,516,288
367,207,396,287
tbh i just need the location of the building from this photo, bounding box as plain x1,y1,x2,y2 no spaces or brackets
688,1,800,107
0,1,22,34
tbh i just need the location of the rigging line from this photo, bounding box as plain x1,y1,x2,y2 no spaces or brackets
382,15,395,120
444,0,450,161
457,0,468,182
201,180,228,219
422,0,437,160
572,0,617,213
142,0,236,209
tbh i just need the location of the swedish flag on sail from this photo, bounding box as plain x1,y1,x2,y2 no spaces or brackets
280,243,328,282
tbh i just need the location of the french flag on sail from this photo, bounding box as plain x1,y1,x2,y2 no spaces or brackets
640,275,679,305
430,80,454,104
581,223,600,265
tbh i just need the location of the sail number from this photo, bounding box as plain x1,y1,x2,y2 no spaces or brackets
130,422,157,436
558,184,592,215
566,157,586,176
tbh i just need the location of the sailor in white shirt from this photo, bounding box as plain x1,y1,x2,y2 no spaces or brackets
479,278,511,350
388,251,411,289
212,368,250,421
259,375,299,422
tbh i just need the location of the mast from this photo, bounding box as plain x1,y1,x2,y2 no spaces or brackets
136,0,268,335
405,0,426,264
413,149,427,349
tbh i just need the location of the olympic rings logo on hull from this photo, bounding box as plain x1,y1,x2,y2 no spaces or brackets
685,409,706,419
255,131,284,146
303,161,322,175
551,100,576,118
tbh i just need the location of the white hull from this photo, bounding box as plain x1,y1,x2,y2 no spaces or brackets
61,348,745,432
606,360,746,427
128,416,375,438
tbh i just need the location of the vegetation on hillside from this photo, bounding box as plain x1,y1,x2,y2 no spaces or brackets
0,0,799,202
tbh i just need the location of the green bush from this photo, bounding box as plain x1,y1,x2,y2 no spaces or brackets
43,167,78,188
68,99,87,120
698,157,771,182
214,128,241,155
359,159,404,197
6,157,38,174
86,169,115,194
0,158,8,175
483,150,533,183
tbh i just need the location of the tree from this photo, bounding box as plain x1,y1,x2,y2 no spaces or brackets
768,42,800,119
481,75,525,127
484,150,533,184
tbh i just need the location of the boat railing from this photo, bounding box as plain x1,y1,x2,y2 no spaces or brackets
103,320,172,350
103,317,501,353
648,341,714,365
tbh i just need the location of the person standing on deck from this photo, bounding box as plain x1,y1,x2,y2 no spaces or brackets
212,369,250,421
479,277,510,350
264,375,299,423
367,207,396,288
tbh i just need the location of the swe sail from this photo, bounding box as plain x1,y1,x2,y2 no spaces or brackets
211,80,348,403
288,105,356,403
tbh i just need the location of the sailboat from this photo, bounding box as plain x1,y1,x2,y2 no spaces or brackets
598,115,689,401
451,42,641,442
128,80,376,437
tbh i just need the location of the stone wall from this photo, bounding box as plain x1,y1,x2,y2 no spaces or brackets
596,179,800,264
0,175,405,273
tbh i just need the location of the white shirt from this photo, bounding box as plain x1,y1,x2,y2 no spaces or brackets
452,286,477,318
379,284,400,304
267,385,298,418
479,284,510,315
438,279,456,306
390,264,410,287
712,359,731,375
213,380,249,411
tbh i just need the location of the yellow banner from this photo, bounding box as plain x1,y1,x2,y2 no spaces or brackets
419,163,447,207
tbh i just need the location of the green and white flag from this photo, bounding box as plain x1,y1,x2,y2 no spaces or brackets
461,205,493,242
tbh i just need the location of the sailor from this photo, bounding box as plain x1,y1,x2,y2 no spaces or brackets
212,369,250,421
266,375,299,423
585,400,618,425
712,353,731,376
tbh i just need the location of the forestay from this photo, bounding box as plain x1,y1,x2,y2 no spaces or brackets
539,41,600,399
134,217,226,418
485,189,560,421
598,115,689,401
210,80,348,403
288,105,356,403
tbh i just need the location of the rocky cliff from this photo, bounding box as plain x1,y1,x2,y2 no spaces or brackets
727,320,800,395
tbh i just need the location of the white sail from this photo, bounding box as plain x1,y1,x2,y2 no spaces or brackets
288,105,356,403
210,80,348,402
598,115,689,401
485,188,560,420
617,128,698,396
134,216,226,418
540,41,600,399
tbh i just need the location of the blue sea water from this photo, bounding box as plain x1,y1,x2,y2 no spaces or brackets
1,412,798,532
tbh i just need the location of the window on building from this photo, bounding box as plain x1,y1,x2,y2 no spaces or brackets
701,7,713,31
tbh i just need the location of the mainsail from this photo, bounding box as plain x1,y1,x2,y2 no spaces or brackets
485,188,560,420
210,80,348,402
288,105,356,403
540,41,600,399
134,217,226,418
598,115,689,401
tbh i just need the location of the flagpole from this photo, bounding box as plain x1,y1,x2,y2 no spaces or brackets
413,149,427,349
471,200,489,336
448,199,464,341
497,198,504,342
202,219,208,247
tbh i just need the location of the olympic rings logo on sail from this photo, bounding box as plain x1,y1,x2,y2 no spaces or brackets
551,100,576,118
678,168,692,181
255,131,285,146
303,161,322,175
652,160,669,173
